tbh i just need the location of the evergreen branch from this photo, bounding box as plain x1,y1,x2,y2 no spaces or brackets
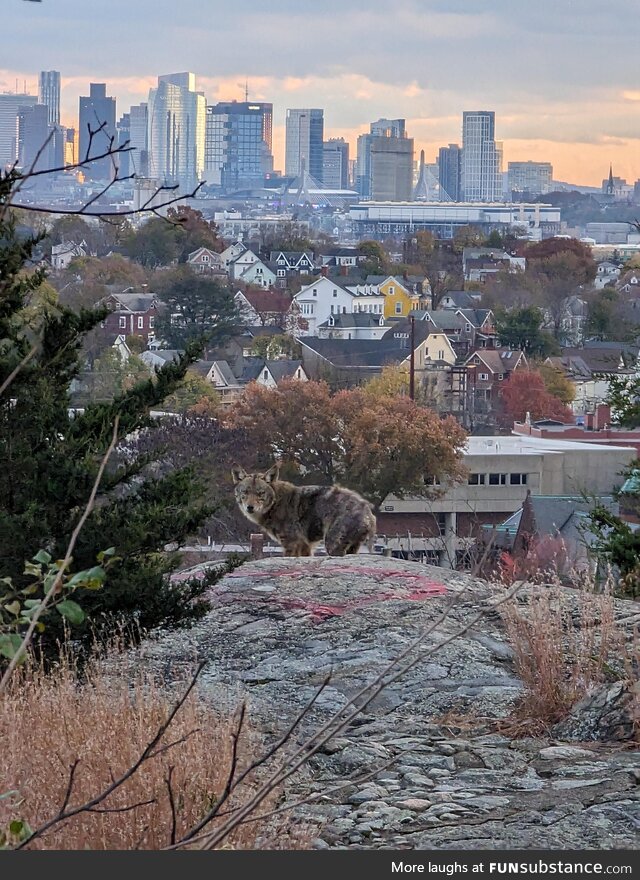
0,415,120,694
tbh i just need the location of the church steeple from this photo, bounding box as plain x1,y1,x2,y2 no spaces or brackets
606,163,615,195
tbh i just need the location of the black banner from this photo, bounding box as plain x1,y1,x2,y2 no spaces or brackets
4,849,639,880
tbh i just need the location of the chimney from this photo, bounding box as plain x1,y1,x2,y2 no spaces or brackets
320,265,328,277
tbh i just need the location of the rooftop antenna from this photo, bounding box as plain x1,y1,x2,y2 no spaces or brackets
245,79,249,101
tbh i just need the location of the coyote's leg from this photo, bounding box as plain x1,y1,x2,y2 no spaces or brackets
282,541,312,557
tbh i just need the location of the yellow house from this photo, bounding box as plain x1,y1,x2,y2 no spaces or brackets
378,276,421,319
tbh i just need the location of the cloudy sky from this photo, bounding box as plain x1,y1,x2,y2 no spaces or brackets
5,0,639,186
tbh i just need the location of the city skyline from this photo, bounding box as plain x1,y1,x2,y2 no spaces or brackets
4,0,639,188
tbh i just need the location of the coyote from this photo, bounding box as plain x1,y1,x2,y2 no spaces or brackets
232,463,377,557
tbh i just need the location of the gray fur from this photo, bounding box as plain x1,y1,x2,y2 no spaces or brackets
232,464,377,557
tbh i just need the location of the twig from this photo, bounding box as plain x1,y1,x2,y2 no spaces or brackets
15,659,207,849
165,767,177,846
85,799,156,815
176,672,332,843
0,343,39,398
0,415,121,694
171,582,522,850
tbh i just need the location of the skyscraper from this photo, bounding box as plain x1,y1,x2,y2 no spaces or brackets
357,118,413,201
461,111,502,202
17,104,49,171
78,83,116,180
0,92,37,167
147,73,206,191
438,144,462,201
322,138,350,190
128,103,148,177
116,112,131,179
204,100,273,190
38,71,60,126
508,161,553,197
285,109,324,181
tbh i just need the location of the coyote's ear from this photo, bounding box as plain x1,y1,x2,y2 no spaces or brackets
231,464,246,484
264,463,280,483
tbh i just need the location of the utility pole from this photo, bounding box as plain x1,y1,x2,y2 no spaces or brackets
409,315,415,400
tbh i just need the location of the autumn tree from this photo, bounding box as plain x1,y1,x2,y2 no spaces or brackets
224,379,467,507
538,363,576,405
362,364,410,399
162,370,221,416
165,206,224,261
498,369,574,427
524,238,597,341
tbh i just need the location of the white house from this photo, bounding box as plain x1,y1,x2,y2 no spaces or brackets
293,277,385,336
219,240,248,271
228,247,261,280
51,240,87,271
236,259,277,289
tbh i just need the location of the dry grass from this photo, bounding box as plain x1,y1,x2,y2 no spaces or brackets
501,581,625,730
0,655,310,850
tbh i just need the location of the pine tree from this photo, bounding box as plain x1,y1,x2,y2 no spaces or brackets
0,169,227,652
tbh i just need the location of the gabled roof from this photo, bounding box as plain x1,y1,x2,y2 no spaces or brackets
411,310,466,331
236,288,293,313
319,313,386,329
466,348,525,373
558,347,627,374
516,494,617,547
440,291,478,309
265,360,306,381
300,336,411,369
187,247,221,261
106,292,161,313
457,308,494,328
239,357,304,383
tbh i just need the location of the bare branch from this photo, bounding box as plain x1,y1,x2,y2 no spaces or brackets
12,182,204,219
165,767,177,847
15,659,207,849
0,414,121,694
0,343,39,399
171,582,523,850
176,671,333,843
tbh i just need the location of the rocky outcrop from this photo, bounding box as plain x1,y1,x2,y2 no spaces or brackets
125,556,639,849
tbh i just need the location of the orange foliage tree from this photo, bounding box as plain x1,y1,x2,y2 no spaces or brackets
224,379,467,507
498,369,574,427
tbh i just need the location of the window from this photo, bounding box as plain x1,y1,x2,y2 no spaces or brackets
263,370,269,381
478,372,489,381
425,475,441,486
395,302,402,314
466,323,472,331
137,317,144,329
438,350,445,360
388,286,395,295
277,269,285,277
489,473,507,485
203,255,209,262
497,373,504,380
119,317,127,329
510,473,528,485
436,513,447,536
468,473,486,485
149,317,155,329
